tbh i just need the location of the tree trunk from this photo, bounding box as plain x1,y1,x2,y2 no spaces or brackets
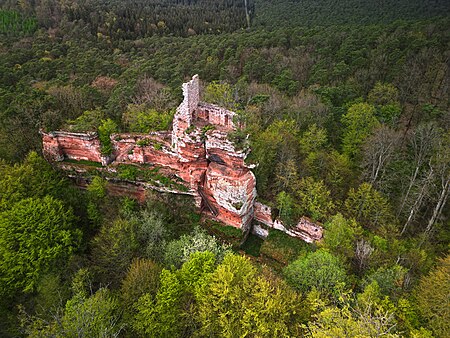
425,177,449,234
244,0,251,29
401,167,434,235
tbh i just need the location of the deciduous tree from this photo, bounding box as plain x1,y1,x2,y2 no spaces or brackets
341,102,380,160
0,196,80,296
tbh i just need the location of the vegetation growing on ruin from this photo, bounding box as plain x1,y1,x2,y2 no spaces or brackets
0,0,449,337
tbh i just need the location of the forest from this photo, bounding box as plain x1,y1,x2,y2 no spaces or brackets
0,0,449,337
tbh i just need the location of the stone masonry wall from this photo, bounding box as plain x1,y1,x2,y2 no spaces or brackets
196,103,235,130
172,74,200,150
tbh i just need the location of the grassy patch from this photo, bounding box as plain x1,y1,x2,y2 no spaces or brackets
63,158,103,167
211,222,243,238
115,164,189,191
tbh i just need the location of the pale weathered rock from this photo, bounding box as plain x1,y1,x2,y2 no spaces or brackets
252,223,269,239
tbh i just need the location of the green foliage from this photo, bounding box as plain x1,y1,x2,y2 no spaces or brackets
276,191,295,226
296,177,335,222
345,182,394,232
120,258,161,322
67,109,105,132
196,253,306,337
299,124,328,155
98,119,118,155
307,302,400,337
240,233,264,257
306,280,403,337
203,81,236,110
33,273,70,319
260,229,313,265
178,251,216,291
90,218,138,288
256,0,449,28
229,128,249,151
62,288,120,337
416,255,450,337
87,176,107,200
23,269,121,338
86,176,108,227
272,69,299,96
0,10,37,35
1,1,449,335
368,82,399,106
0,196,80,296
364,265,407,299
117,164,139,180
130,209,168,261
368,82,402,124
135,138,150,146
251,119,299,195
122,104,173,132
322,213,363,264
0,152,67,212
283,249,348,298
342,102,380,159
164,227,231,268
133,269,185,337
302,150,354,200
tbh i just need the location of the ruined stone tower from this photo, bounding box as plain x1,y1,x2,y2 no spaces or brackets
172,74,199,150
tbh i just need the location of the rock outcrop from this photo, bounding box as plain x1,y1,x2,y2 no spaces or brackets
42,75,323,241
254,201,323,242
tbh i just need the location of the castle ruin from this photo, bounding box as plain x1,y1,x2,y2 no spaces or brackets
42,75,322,242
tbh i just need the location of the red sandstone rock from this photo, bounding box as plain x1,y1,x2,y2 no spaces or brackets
42,131,102,163
254,202,273,227
203,162,256,229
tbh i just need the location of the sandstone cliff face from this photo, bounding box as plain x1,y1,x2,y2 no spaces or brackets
42,131,102,163
204,162,256,229
41,75,321,243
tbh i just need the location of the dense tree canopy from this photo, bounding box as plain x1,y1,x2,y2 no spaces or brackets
0,195,80,296
0,0,449,337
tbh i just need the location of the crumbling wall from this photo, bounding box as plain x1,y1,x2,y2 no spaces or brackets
204,130,248,168
254,202,273,226
172,74,200,149
112,133,181,170
197,103,235,130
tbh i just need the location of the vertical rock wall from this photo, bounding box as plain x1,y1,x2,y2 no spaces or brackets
41,131,102,163
204,162,256,229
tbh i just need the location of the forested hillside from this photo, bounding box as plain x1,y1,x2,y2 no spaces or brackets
0,0,449,337
255,0,450,27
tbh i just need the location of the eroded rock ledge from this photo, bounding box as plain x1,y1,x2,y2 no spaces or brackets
42,75,323,242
